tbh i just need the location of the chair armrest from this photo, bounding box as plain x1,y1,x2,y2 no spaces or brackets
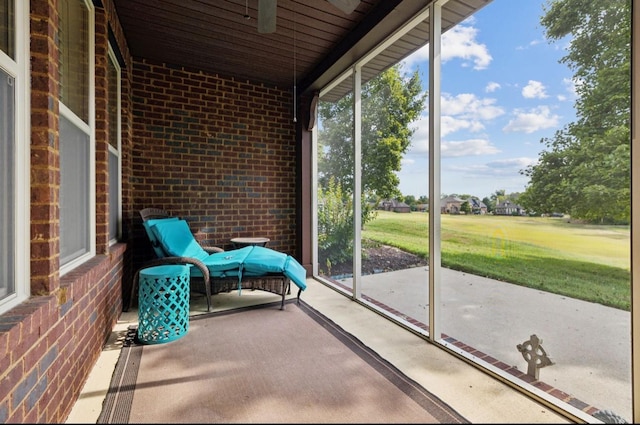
203,246,225,253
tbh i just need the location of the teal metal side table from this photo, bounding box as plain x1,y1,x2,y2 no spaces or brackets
137,264,190,344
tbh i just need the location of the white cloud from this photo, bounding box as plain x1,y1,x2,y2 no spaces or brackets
447,157,537,178
522,80,549,99
564,77,579,98
441,139,500,157
442,115,485,136
401,20,491,71
485,82,501,93
486,157,537,172
442,25,492,70
442,92,505,121
516,38,543,50
409,119,430,153
407,92,506,153
503,106,561,133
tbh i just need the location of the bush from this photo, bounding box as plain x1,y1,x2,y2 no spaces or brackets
318,177,376,272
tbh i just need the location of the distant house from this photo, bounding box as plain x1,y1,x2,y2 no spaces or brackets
494,200,526,216
416,203,429,212
469,197,488,215
441,196,487,215
441,196,463,214
378,199,411,213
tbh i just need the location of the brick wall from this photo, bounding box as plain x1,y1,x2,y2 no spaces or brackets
130,59,298,268
0,245,127,423
3,0,302,421
0,0,132,422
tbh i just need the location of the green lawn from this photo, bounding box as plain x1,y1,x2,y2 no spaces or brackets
363,211,631,311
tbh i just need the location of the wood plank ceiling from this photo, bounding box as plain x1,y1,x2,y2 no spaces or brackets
112,0,492,97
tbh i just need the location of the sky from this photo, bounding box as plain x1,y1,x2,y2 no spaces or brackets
397,0,577,200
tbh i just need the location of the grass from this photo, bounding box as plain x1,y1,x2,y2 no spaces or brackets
362,211,631,311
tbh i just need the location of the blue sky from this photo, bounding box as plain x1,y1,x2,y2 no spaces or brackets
398,0,577,200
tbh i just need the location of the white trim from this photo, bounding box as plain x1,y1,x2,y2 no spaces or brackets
631,2,639,422
311,123,319,277
352,66,362,298
0,0,30,314
107,44,122,245
428,0,442,342
59,0,96,276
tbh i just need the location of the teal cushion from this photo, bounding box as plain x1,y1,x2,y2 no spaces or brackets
150,219,209,261
190,266,242,279
243,246,287,273
282,255,307,291
142,217,179,258
201,246,253,272
243,246,307,291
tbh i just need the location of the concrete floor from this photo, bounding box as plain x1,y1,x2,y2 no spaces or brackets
65,277,579,424
345,266,631,422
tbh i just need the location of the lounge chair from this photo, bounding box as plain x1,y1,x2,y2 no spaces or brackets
130,208,307,312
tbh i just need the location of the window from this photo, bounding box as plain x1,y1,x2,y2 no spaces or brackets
0,63,15,301
0,0,14,59
58,0,94,272
107,46,121,243
0,0,29,314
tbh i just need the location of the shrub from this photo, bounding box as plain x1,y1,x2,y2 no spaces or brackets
318,177,377,272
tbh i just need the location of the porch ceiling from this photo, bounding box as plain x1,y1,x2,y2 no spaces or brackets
112,0,491,96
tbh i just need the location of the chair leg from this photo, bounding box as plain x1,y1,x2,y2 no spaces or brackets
280,277,290,310
203,276,212,312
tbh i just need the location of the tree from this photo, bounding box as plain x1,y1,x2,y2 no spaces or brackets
318,64,427,201
482,196,494,213
519,0,630,223
490,190,506,206
403,194,417,208
316,64,424,267
460,201,471,215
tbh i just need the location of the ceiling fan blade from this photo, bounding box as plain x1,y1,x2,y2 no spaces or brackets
327,0,360,15
258,0,277,34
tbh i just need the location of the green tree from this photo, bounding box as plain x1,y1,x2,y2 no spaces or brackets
519,0,630,223
403,195,417,210
482,196,494,213
318,64,427,201
490,190,505,206
460,201,471,215
316,64,426,268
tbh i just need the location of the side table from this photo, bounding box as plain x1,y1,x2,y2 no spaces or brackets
231,237,270,248
137,264,190,344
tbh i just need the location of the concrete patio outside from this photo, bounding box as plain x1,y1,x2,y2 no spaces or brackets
338,266,631,422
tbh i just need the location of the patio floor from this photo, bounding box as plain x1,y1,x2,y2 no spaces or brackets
67,277,572,423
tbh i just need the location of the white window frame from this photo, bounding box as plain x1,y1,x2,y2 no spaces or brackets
107,44,122,245
59,0,95,275
0,0,30,314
